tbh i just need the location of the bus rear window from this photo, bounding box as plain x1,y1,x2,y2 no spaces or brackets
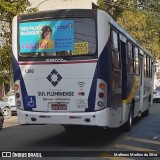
19,18,96,57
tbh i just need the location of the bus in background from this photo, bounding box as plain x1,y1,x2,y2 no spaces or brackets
12,9,154,131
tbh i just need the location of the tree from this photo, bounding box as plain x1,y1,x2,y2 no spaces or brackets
117,10,160,58
97,0,160,59
98,0,160,19
138,0,160,12
0,45,12,84
97,0,107,12
0,0,37,88
98,0,139,19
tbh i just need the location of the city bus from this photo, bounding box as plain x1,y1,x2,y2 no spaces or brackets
12,9,154,131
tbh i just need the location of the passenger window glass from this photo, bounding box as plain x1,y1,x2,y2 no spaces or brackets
127,42,132,58
134,47,139,61
133,47,139,75
127,42,134,73
111,29,120,70
112,51,120,70
112,30,118,50
144,54,147,77
19,18,96,57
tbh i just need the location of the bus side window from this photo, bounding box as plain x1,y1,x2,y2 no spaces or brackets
147,56,152,78
111,30,120,70
144,54,147,77
127,42,134,73
144,54,150,77
133,46,140,75
150,58,153,77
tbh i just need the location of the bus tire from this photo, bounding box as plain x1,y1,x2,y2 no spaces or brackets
143,96,150,117
123,103,134,132
143,109,149,117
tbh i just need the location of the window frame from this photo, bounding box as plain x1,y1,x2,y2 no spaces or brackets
18,17,97,59
111,29,121,71
127,41,134,74
133,46,140,76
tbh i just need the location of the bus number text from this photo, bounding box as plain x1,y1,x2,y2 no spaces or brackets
25,69,34,73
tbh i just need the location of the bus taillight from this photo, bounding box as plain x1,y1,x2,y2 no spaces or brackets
16,93,20,98
17,16,21,22
99,92,104,98
99,83,106,90
15,84,19,91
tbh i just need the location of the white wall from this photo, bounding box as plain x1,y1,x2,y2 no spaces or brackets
29,0,97,11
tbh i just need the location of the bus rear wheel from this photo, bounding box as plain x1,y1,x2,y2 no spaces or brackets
123,104,134,132
143,97,150,117
143,109,149,117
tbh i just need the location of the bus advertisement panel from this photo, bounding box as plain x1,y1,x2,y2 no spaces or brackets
19,20,74,53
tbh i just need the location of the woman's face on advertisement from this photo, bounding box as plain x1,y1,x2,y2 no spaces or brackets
44,28,51,39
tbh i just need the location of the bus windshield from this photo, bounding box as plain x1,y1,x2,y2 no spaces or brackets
19,18,96,57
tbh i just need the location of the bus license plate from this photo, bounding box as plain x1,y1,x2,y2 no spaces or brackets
51,104,67,110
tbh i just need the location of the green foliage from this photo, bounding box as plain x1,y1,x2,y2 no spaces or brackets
0,45,12,84
98,0,138,19
97,0,107,12
99,0,160,19
117,11,147,41
117,10,160,58
0,0,37,44
0,0,37,85
97,0,160,59
138,0,160,12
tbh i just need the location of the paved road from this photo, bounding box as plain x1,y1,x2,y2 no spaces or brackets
1,103,160,160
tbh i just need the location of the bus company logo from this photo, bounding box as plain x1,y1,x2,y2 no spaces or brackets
68,23,73,29
47,69,62,87
54,23,73,30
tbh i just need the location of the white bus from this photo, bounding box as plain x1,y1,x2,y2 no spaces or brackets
12,9,154,131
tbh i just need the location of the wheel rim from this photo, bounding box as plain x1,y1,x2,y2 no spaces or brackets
3,107,11,118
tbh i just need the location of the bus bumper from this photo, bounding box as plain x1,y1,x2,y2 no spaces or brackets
17,108,110,127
